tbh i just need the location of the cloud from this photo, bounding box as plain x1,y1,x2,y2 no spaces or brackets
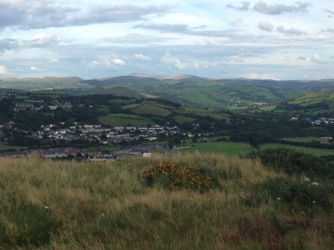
311,54,328,64
109,58,125,66
30,66,44,71
161,53,188,70
244,72,279,80
226,2,251,11
0,2,170,29
276,26,307,36
135,24,190,34
22,33,61,48
133,53,151,61
258,20,274,32
136,23,245,39
72,4,170,26
0,38,18,52
0,65,9,74
230,17,246,26
102,33,174,45
324,8,334,17
297,57,306,61
253,1,311,15
321,28,334,33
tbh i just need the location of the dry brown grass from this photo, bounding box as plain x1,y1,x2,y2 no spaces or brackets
0,153,333,249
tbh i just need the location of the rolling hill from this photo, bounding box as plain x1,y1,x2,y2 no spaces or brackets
1,75,334,112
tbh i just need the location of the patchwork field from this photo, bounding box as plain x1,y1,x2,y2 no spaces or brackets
98,113,154,127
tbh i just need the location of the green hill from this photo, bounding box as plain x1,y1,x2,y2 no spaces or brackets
85,86,144,99
270,91,334,115
2,75,334,112
0,77,88,90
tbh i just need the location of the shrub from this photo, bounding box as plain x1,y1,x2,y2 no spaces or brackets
246,177,334,213
246,148,334,178
141,163,217,193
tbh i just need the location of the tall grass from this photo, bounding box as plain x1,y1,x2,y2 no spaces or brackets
0,152,333,249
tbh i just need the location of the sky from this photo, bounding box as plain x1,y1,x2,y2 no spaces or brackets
0,0,333,80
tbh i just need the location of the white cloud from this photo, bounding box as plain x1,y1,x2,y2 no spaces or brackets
244,72,280,80
109,58,125,66
276,26,307,36
30,66,43,71
133,53,151,61
311,54,328,64
161,53,188,69
0,65,8,74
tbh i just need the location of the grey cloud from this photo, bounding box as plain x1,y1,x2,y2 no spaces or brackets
102,33,175,44
253,1,311,15
230,17,246,26
71,4,170,26
258,21,274,32
226,2,251,11
276,26,307,36
135,23,244,38
322,28,334,33
21,34,61,48
0,38,18,53
324,9,334,15
0,3,26,27
0,2,170,29
311,54,328,64
297,57,306,60
135,24,190,33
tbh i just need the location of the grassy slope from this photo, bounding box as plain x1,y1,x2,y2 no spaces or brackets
180,141,334,157
0,153,333,249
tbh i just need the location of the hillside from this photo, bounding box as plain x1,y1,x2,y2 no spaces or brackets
265,91,334,115
0,76,89,91
0,151,333,249
85,86,145,99
2,75,334,111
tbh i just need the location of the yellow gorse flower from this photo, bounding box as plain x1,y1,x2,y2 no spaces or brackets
142,163,214,193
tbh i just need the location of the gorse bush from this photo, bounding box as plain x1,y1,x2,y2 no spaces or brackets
142,163,217,193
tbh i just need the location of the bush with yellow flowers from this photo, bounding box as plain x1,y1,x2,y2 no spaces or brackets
141,163,216,193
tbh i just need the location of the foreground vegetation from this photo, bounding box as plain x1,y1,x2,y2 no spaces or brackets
0,149,333,249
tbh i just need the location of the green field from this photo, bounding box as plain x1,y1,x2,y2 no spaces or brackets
284,137,331,144
108,99,136,105
129,103,172,117
0,145,27,151
261,143,334,157
98,113,154,127
174,115,196,123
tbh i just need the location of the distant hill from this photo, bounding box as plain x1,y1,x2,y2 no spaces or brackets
1,75,334,111
84,86,144,99
0,76,88,90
